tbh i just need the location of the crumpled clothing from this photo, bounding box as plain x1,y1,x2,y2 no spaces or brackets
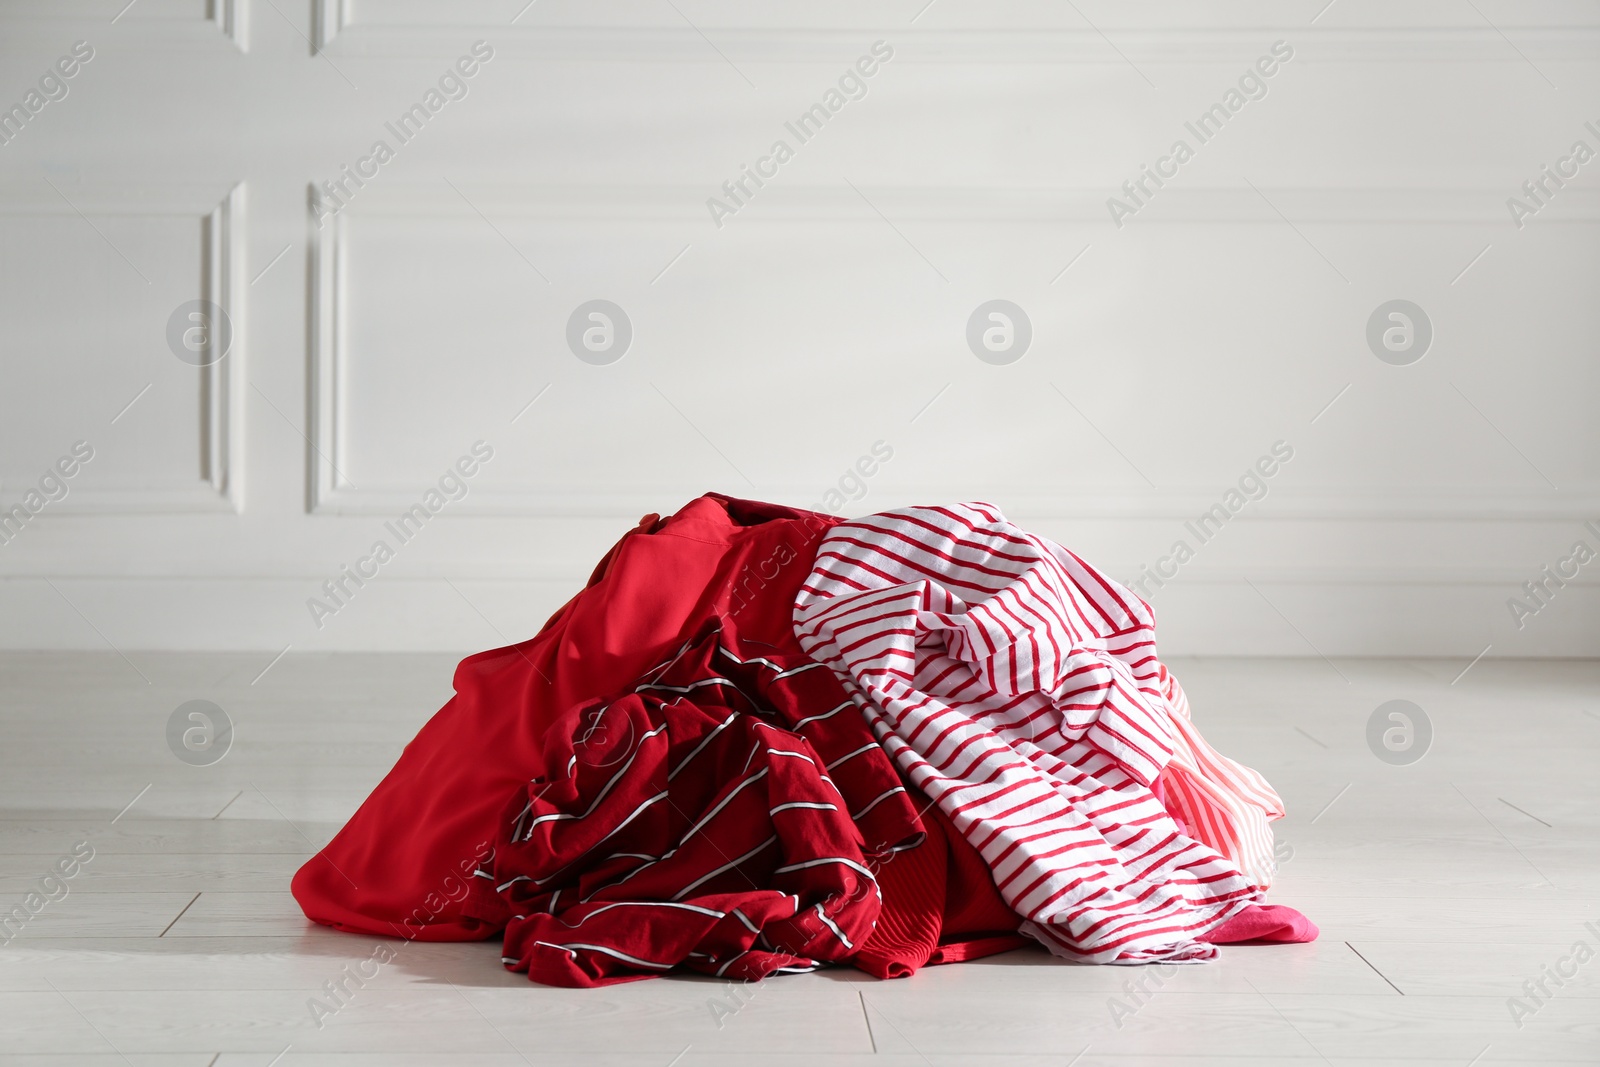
293,496,924,964
488,629,886,984
794,502,1285,963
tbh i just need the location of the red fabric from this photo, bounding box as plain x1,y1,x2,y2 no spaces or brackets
852,790,1026,979
484,620,929,985
851,831,943,979
933,802,1027,961
292,495,923,965
1198,903,1319,944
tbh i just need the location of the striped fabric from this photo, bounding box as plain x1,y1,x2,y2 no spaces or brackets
488,622,922,986
1155,666,1284,887
793,502,1285,964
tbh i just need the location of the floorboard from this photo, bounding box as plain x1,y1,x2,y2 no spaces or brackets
1,652,1595,1063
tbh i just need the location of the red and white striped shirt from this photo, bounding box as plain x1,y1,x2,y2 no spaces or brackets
794,502,1284,964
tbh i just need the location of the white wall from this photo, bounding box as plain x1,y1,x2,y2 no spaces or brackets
1,0,1597,659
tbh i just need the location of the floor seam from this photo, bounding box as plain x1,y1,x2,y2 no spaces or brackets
1346,940,1406,995
858,989,877,1054
212,790,245,819
157,891,202,937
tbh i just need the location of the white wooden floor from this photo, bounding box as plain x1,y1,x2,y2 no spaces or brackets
0,652,1596,1066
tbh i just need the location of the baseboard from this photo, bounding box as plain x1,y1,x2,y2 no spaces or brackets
3,576,1594,658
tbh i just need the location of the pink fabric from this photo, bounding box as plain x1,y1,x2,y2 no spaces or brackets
1153,665,1285,888
1199,904,1319,944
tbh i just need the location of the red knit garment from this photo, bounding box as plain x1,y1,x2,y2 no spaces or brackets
852,789,1026,979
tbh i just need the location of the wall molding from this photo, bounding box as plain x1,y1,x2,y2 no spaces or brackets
305,183,1597,520
304,484,1600,523
209,0,249,52
313,0,348,53
202,182,246,512
2,0,247,50
311,20,1600,63
4,565,1595,585
4,574,1594,655
308,197,347,514
0,183,246,514
325,183,1600,225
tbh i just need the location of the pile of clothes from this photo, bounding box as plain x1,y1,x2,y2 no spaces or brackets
293,495,1314,986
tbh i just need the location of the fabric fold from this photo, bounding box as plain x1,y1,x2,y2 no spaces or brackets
491,666,880,985
293,493,1312,986
794,502,1289,964
852,786,1028,979
292,495,924,958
